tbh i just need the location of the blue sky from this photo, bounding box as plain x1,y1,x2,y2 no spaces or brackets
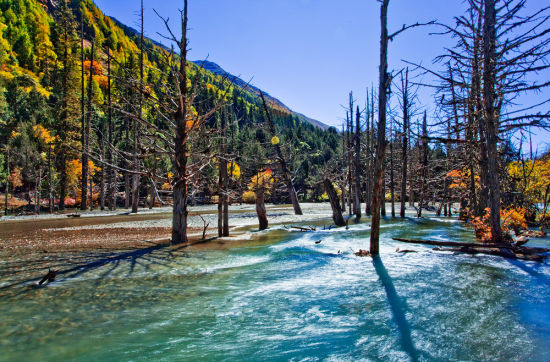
95,0,549,154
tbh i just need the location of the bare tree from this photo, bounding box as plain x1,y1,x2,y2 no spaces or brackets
260,92,303,216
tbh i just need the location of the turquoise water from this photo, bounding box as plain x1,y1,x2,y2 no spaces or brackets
1,216,549,361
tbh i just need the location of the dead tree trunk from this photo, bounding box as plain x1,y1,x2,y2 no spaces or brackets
260,92,302,215
48,145,53,213
341,123,347,212
4,147,8,215
365,91,372,216
124,116,130,208
131,0,144,215
81,37,93,210
354,105,362,219
255,189,268,230
417,112,428,217
482,0,504,242
218,111,229,237
171,1,190,244
324,178,346,227
347,110,352,215
400,69,409,218
370,0,389,256
99,133,105,210
390,129,395,217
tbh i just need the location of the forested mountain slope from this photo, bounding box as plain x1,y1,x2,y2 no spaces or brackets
0,0,340,209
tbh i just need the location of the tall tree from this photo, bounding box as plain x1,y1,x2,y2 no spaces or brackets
353,105,361,219
370,0,389,255
80,12,87,210
260,92,303,216
51,0,79,211
399,69,409,218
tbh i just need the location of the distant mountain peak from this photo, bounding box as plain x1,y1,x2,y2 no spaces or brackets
193,60,330,130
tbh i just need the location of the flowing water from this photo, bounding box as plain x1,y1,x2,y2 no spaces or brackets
1,215,549,361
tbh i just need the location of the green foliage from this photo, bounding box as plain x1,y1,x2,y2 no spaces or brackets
0,0,340,207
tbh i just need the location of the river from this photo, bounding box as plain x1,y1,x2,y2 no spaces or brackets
0,213,549,361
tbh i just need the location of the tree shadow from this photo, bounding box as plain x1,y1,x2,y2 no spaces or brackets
372,256,419,362
0,237,218,297
505,258,550,287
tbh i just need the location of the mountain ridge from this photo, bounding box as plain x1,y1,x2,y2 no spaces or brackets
107,15,330,130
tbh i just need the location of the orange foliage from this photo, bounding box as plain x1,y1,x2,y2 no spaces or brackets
470,207,526,241
95,75,109,89
8,168,23,188
501,207,527,235
67,159,99,195
247,169,274,192
447,169,479,191
471,208,494,242
83,60,103,76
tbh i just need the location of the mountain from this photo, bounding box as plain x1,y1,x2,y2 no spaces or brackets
107,16,330,130
193,60,330,130
0,0,341,206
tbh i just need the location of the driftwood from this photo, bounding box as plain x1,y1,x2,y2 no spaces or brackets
67,214,81,218
393,237,549,262
37,269,57,286
355,249,371,257
283,225,317,232
396,248,417,253
199,215,210,240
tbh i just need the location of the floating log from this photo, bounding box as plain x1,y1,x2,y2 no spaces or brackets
392,237,509,248
393,237,549,262
432,246,545,262
396,248,417,253
284,225,316,232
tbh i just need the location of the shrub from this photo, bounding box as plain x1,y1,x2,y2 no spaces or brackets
243,191,256,204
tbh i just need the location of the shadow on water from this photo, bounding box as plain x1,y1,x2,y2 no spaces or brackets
0,237,218,297
505,258,550,287
372,256,419,362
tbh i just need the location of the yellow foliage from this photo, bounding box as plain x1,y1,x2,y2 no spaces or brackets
33,124,55,145
271,136,280,145
229,162,241,179
67,159,99,193
247,169,274,192
243,190,256,204
507,158,550,208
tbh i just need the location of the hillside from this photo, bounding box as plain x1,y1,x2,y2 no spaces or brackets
0,0,340,209
194,60,330,130
108,14,330,130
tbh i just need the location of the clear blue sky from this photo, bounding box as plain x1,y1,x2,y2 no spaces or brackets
95,0,549,154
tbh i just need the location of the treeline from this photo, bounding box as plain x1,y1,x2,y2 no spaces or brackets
0,0,340,215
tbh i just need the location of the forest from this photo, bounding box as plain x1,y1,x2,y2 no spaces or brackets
0,0,549,360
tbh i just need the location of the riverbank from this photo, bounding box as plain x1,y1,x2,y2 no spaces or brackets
0,203,340,255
